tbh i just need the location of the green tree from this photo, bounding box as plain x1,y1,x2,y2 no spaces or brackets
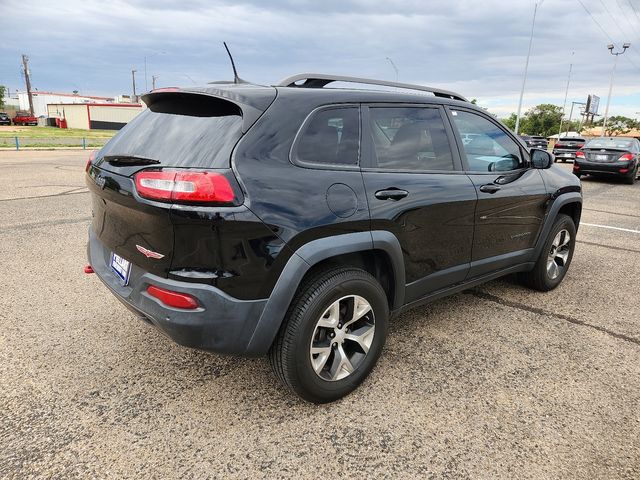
501,113,517,131
593,115,638,136
521,104,563,137
0,85,5,109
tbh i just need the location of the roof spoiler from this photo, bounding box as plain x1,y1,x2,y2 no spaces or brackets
276,73,468,102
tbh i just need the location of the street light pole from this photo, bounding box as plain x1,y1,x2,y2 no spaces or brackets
558,51,574,138
131,69,137,101
602,43,630,136
515,0,544,135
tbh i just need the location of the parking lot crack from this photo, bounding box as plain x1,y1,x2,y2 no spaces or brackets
0,216,91,233
576,240,640,254
466,289,640,347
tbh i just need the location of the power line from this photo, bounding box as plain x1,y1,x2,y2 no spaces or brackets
576,0,614,42
575,0,640,72
628,0,640,23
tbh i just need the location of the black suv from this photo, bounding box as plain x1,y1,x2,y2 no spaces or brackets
86,74,582,403
553,136,585,162
520,134,548,150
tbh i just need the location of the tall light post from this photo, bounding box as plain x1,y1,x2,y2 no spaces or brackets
558,51,574,138
602,43,630,136
515,0,544,134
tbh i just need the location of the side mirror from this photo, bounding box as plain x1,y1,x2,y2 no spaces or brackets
531,149,553,169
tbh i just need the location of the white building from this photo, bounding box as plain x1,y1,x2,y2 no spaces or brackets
17,91,115,117
47,103,143,130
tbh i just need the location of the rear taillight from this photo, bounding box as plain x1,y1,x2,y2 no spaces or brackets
147,285,199,309
86,150,96,172
134,169,236,204
577,144,584,148
619,153,634,161
575,150,585,159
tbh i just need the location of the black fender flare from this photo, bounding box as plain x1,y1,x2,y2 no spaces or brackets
244,230,405,355
533,192,582,259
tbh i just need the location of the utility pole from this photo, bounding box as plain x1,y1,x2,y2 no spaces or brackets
152,75,158,90
21,54,34,116
131,69,137,101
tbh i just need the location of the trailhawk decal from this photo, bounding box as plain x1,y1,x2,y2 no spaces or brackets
136,245,165,259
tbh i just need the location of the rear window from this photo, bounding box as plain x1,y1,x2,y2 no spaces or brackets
98,94,243,168
585,138,634,149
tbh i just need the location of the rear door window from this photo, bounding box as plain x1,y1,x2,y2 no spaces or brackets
368,107,455,171
293,107,360,166
98,94,243,169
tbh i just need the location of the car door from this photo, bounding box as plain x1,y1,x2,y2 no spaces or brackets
361,104,477,304
445,107,549,278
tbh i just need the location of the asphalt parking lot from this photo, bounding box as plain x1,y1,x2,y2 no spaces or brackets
1,150,639,479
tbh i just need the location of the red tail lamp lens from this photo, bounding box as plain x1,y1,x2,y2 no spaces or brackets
135,170,235,204
86,150,97,172
619,153,634,161
147,285,199,309
575,151,585,159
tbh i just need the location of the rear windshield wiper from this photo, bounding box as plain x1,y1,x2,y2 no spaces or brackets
103,155,160,167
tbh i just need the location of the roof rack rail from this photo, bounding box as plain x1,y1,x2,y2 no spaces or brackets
276,73,468,102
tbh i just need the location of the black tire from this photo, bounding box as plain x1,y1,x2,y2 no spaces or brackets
623,166,637,185
269,267,389,403
518,213,576,291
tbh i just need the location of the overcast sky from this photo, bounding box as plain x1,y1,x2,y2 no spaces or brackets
2,0,640,118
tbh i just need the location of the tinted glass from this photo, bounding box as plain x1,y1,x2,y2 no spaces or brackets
585,138,635,150
98,95,243,168
295,107,359,165
369,107,454,171
451,110,524,172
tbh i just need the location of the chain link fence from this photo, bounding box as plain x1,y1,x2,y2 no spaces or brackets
0,136,111,150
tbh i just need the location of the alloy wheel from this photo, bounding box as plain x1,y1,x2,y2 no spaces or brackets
309,295,375,381
546,229,571,280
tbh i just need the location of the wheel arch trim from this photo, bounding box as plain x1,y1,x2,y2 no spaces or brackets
244,230,405,355
534,192,582,259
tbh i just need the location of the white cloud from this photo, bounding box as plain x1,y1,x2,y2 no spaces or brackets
1,0,638,117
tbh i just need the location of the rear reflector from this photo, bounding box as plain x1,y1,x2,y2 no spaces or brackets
575,150,585,159
619,168,629,174
84,265,94,274
147,285,199,309
573,165,580,171
619,153,634,161
135,169,236,204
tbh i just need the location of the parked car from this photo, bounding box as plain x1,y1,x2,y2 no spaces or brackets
12,111,38,126
520,135,548,150
85,74,582,403
574,137,640,184
0,112,10,126
553,136,585,162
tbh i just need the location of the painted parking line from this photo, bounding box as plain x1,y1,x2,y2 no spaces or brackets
581,222,640,234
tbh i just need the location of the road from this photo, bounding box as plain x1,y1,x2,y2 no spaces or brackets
1,151,638,479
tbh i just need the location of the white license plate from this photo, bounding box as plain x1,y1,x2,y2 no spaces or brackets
110,252,131,286
595,154,608,161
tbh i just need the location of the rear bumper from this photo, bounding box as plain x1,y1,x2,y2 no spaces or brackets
574,160,635,176
88,228,268,355
553,150,577,160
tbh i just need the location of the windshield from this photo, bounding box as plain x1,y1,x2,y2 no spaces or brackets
585,138,634,149
98,94,243,169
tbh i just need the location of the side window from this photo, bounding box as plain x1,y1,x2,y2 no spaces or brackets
450,110,525,172
368,107,454,171
295,107,359,166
